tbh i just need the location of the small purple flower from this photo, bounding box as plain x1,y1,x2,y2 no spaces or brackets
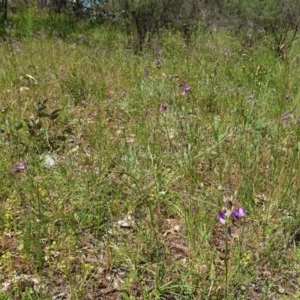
144,69,150,77
13,162,27,173
248,95,259,105
281,114,293,122
232,208,247,221
155,60,162,68
285,93,291,101
217,211,227,225
182,84,191,96
160,103,168,112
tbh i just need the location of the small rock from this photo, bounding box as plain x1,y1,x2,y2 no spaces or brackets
42,154,58,168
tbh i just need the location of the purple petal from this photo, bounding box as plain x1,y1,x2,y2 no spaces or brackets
238,207,246,217
155,60,162,67
13,162,27,172
160,103,168,112
217,211,227,224
232,208,246,221
281,114,293,122
183,84,191,92
285,93,291,101
181,84,191,96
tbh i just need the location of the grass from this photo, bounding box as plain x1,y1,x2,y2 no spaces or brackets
1,9,300,300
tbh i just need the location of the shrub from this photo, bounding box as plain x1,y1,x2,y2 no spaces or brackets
222,0,300,57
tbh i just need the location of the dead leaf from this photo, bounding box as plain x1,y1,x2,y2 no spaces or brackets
117,219,133,229
25,74,38,85
19,86,30,93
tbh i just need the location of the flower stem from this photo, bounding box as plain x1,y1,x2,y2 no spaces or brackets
224,225,230,299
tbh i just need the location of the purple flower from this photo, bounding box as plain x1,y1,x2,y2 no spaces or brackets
248,95,259,105
218,207,247,224
285,93,291,101
13,162,27,173
281,114,293,122
160,103,168,112
144,69,150,77
232,208,247,221
217,211,227,224
182,84,191,96
155,60,162,68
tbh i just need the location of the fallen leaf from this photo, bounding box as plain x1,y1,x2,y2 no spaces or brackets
25,74,38,85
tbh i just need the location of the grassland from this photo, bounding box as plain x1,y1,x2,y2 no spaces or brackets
1,10,300,300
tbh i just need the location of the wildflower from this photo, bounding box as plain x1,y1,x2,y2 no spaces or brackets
155,60,162,68
232,208,247,221
160,103,168,112
248,95,258,105
13,162,26,172
144,69,150,77
217,211,227,225
281,114,293,122
217,207,247,224
285,93,291,101
182,84,191,96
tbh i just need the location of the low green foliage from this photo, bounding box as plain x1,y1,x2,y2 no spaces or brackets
1,8,300,300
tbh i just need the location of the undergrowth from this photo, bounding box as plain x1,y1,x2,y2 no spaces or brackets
0,8,300,300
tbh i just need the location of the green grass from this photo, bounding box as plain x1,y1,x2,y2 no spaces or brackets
1,9,300,300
